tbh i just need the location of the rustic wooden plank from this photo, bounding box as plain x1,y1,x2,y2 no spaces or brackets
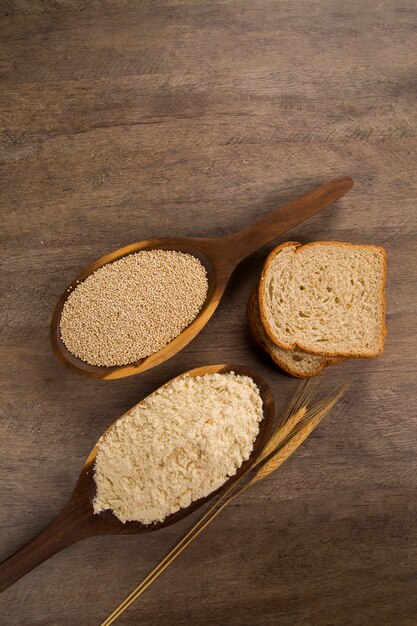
1,0,416,624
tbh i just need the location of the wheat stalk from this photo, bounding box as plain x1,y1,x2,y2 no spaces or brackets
101,380,347,626
252,385,347,484
256,405,307,463
255,378,322,464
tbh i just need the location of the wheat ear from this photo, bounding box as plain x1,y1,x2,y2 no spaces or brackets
101,381,347,625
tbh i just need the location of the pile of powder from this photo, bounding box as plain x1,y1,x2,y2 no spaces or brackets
60,250,208,366
93,372,264,524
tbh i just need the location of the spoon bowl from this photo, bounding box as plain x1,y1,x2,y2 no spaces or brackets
51,177,353,379
0,364,274,592
51,239,220,379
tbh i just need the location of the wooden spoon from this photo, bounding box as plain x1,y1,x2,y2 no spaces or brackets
0,364,274,593
51,176,353,379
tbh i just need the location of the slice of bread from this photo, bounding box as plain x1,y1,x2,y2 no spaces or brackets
258,241,386,358
247,289,341,378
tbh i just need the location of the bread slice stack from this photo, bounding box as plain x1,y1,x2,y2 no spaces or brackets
248,241,386,377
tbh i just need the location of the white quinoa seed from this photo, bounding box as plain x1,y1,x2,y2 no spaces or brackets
59,250,209,366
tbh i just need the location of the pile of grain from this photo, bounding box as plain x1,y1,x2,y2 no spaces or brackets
60,250,208,366
93,372,263,524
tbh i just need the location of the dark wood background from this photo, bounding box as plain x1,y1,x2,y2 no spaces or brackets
1,1,416,624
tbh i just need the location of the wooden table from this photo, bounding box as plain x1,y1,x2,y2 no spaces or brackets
1,1,416,624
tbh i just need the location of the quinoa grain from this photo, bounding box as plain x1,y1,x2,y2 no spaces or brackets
60,250,208,366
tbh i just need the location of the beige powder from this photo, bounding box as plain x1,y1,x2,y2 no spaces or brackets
93,372,263,524
60,250,208,366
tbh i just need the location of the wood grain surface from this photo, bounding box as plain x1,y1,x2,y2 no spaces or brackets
1,1,416,625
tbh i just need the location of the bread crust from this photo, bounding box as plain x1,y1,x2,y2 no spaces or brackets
258,241,387,358
247,288,339,378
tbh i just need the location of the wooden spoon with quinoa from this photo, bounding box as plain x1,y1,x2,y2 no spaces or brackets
51,176,352,379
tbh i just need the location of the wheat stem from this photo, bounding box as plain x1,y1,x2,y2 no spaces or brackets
101,380,347,626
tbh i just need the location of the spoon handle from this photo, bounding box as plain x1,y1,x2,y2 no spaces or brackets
0,499,95,593
222,176,353,265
